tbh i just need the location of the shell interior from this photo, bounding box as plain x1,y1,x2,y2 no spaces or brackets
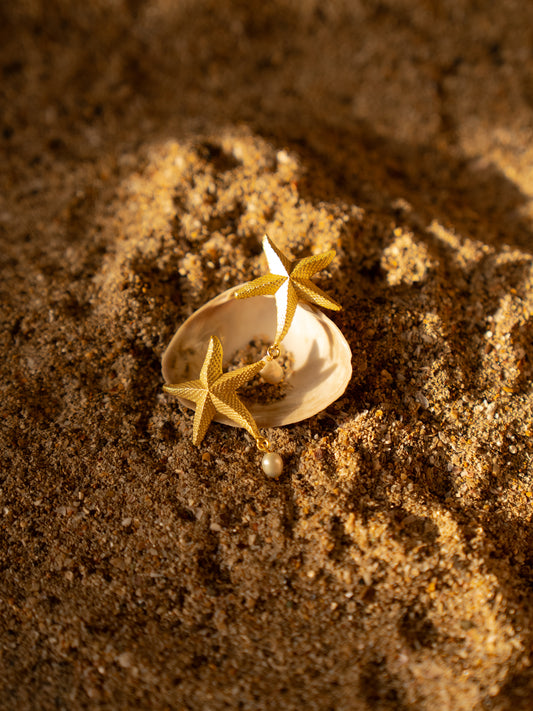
162,286,352,428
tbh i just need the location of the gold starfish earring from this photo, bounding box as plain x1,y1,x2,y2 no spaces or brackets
163,335,283,477
234,235,341,346
162,235,352,478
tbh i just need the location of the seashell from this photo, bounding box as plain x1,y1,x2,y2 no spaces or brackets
162,285,352,428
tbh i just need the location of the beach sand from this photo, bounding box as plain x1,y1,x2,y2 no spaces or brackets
1,2,533,709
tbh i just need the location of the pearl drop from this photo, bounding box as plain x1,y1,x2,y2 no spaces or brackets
260,359,284,384
261,452,283,478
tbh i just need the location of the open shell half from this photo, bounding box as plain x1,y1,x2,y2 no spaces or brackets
162,285,352,428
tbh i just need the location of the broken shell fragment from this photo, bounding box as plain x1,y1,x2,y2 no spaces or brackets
162,285,352,428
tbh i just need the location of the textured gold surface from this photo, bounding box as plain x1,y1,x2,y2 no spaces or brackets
163,336,265,445
234,235,341,344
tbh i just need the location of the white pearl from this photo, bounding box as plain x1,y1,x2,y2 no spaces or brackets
260,360,284,384
261,452,283,478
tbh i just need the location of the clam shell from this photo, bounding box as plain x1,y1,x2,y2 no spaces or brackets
162,285,352,428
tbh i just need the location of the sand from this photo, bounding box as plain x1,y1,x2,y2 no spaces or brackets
1,1,533,709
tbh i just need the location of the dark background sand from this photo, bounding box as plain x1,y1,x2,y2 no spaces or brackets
2,1,533,709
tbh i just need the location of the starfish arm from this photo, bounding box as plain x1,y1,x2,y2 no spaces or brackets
214,358,267,392
163,379,206,404
192,391,217,445
233,273,287,300
212,392,261,439
263,234,293,275
275,279,299,344
199,336,223,387
293,278,342,311
292,249,336,279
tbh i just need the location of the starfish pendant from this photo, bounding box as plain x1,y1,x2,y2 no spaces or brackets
234,235,341,345
163,335,266,446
